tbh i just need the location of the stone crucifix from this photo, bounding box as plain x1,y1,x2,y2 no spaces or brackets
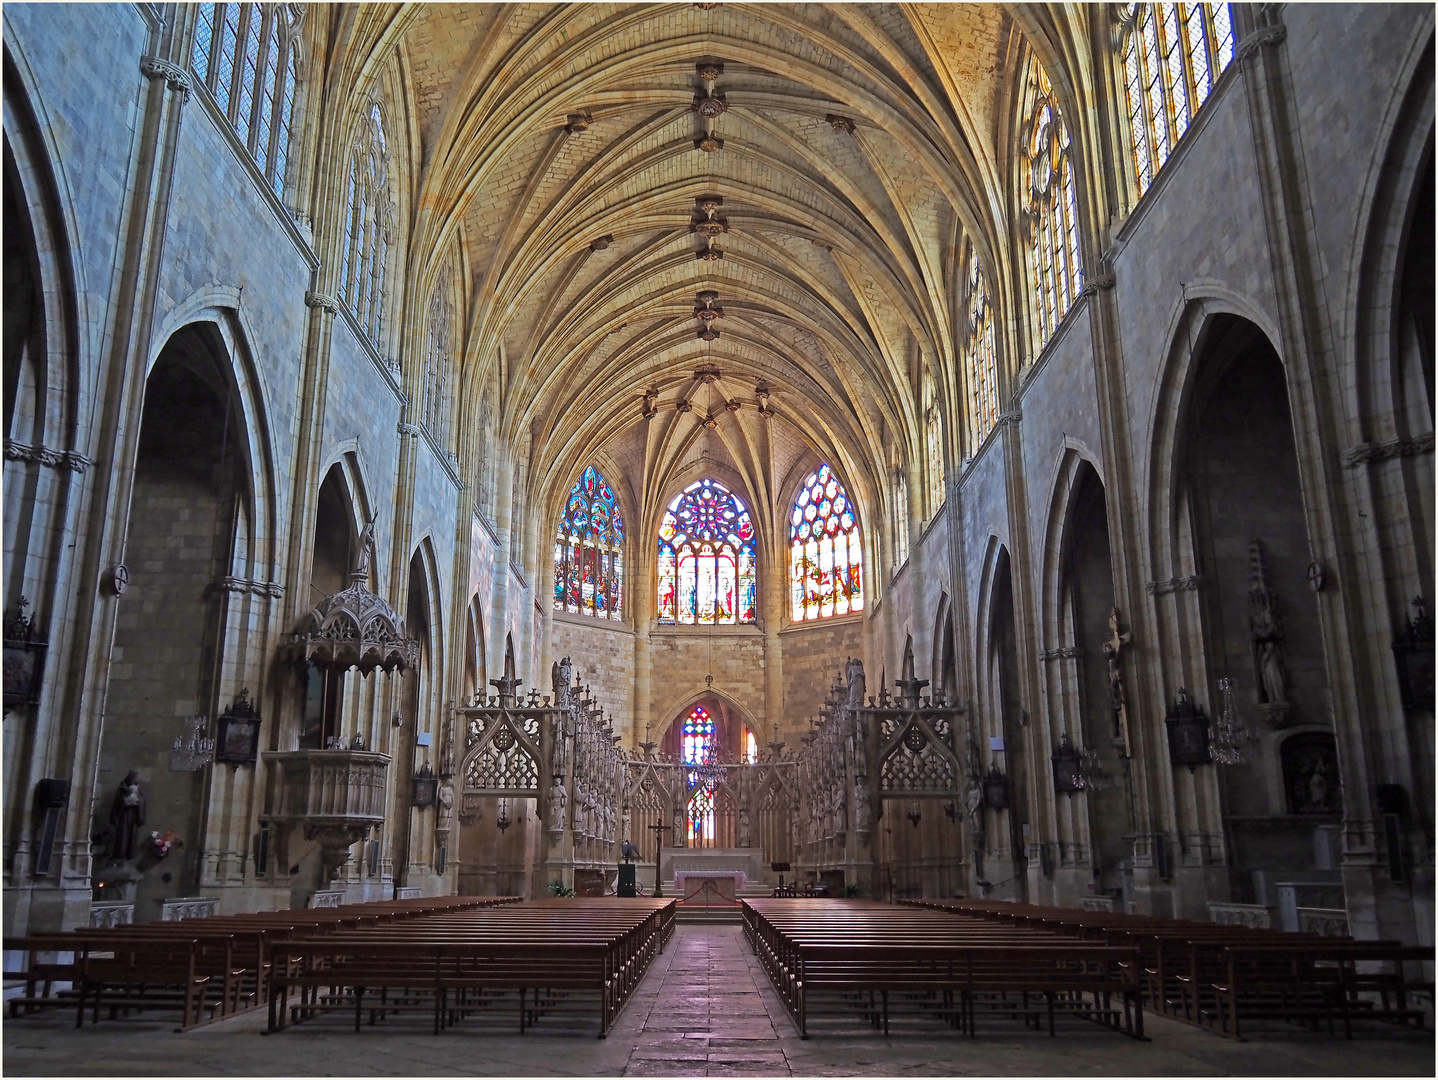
1101,607,1133,757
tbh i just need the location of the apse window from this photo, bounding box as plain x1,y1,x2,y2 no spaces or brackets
789,464,863,621
1119,3,1236,196
682,706,717,845
657,479,757,625
554,466,625,619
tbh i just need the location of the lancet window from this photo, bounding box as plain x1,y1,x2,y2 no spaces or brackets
965,253,1000,451
554,466,625,619
337,101,392,346
922,367,944,518
1022,58,1083,355
191,3,300,198
682,706,717,845
422,259,456,450
1119,4,1236,196
657,479,757,625
789,464,863,622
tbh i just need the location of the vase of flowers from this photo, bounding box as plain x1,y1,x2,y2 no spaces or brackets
148,830,183,859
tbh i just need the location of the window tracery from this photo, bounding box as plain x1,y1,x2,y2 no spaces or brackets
1022,58,1083,355
1119,4,1236,197
965,253,1000,452
191,3,300,199
657,479,757,625
554,466,625,620
921,367,944,518
338,100,392,346
789,464,863,622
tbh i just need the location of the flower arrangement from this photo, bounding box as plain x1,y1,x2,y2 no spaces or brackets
148,830,183,858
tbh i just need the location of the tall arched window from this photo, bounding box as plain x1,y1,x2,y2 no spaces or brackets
554,466,625,619
423,258,456,449
657,479,757,625
966,253,1000,452
1118,4,1236,196
191,3,301,199
1022,58,1083,355
789,464,863,622
681,705,717,844
338,101,392,346
922,367,944,518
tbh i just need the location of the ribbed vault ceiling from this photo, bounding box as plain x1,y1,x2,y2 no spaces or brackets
335,2,1019,549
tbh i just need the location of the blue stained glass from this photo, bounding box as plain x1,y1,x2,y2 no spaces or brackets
789,465,863,622
555,466,624,619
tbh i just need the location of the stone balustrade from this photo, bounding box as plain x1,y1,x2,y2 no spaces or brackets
308,890,346,908
89,901,134,927
1298,906,1349,937
157,896,219,921
1208,902,1273,929
1080,895,1115,912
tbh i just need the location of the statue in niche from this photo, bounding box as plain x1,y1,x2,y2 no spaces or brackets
852,780,871,833
672,804,686,848
547,782,567,834
621,804,632,843
1248,540,1290,705
738,803,752,847
965,778,984,843
1101,607,1133,753
108,771,146,861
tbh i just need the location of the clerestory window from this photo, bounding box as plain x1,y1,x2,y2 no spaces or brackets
789,464,863,621
1022,58,1083,355
191,2,300,199
337,101,392,347
554,466,625,619
1118,4,1236,197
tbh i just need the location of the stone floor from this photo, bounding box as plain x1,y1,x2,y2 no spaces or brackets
4,924,1432,1077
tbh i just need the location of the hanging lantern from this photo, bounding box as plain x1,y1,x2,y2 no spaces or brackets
982,762,1010,811
214,689,262,766
1051,733,1083,793
412,761,438,808
1164,688,1211,771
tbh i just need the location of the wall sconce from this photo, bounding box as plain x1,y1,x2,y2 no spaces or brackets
412,761,437,808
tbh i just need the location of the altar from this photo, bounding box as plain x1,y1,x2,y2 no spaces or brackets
659,847,767,893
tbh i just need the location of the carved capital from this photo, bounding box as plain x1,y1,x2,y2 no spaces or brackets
997,410,1022,427
1039,646,1081,662
826,113,856,135
1341,432,1434,467
4,440,92,473
1081,272,1116,296
397,422,423,438
139,55,191,98
304,291,340,314
1147,574,1203,596
216,575,284,598
1236,23,1287,64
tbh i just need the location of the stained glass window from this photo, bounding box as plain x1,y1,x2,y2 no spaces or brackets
190,4,301,199
789,464,864,622
339,101,392,346
682,706,716,845
554,465,625,619
657,479,757,625
966,253,1000,452
921,367,944,518
1022,58,1083,356
1119,4,1235,196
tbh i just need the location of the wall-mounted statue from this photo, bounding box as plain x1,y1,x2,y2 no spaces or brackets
1248,540,1290,716
1101,607,1132,755
108,771,145,861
